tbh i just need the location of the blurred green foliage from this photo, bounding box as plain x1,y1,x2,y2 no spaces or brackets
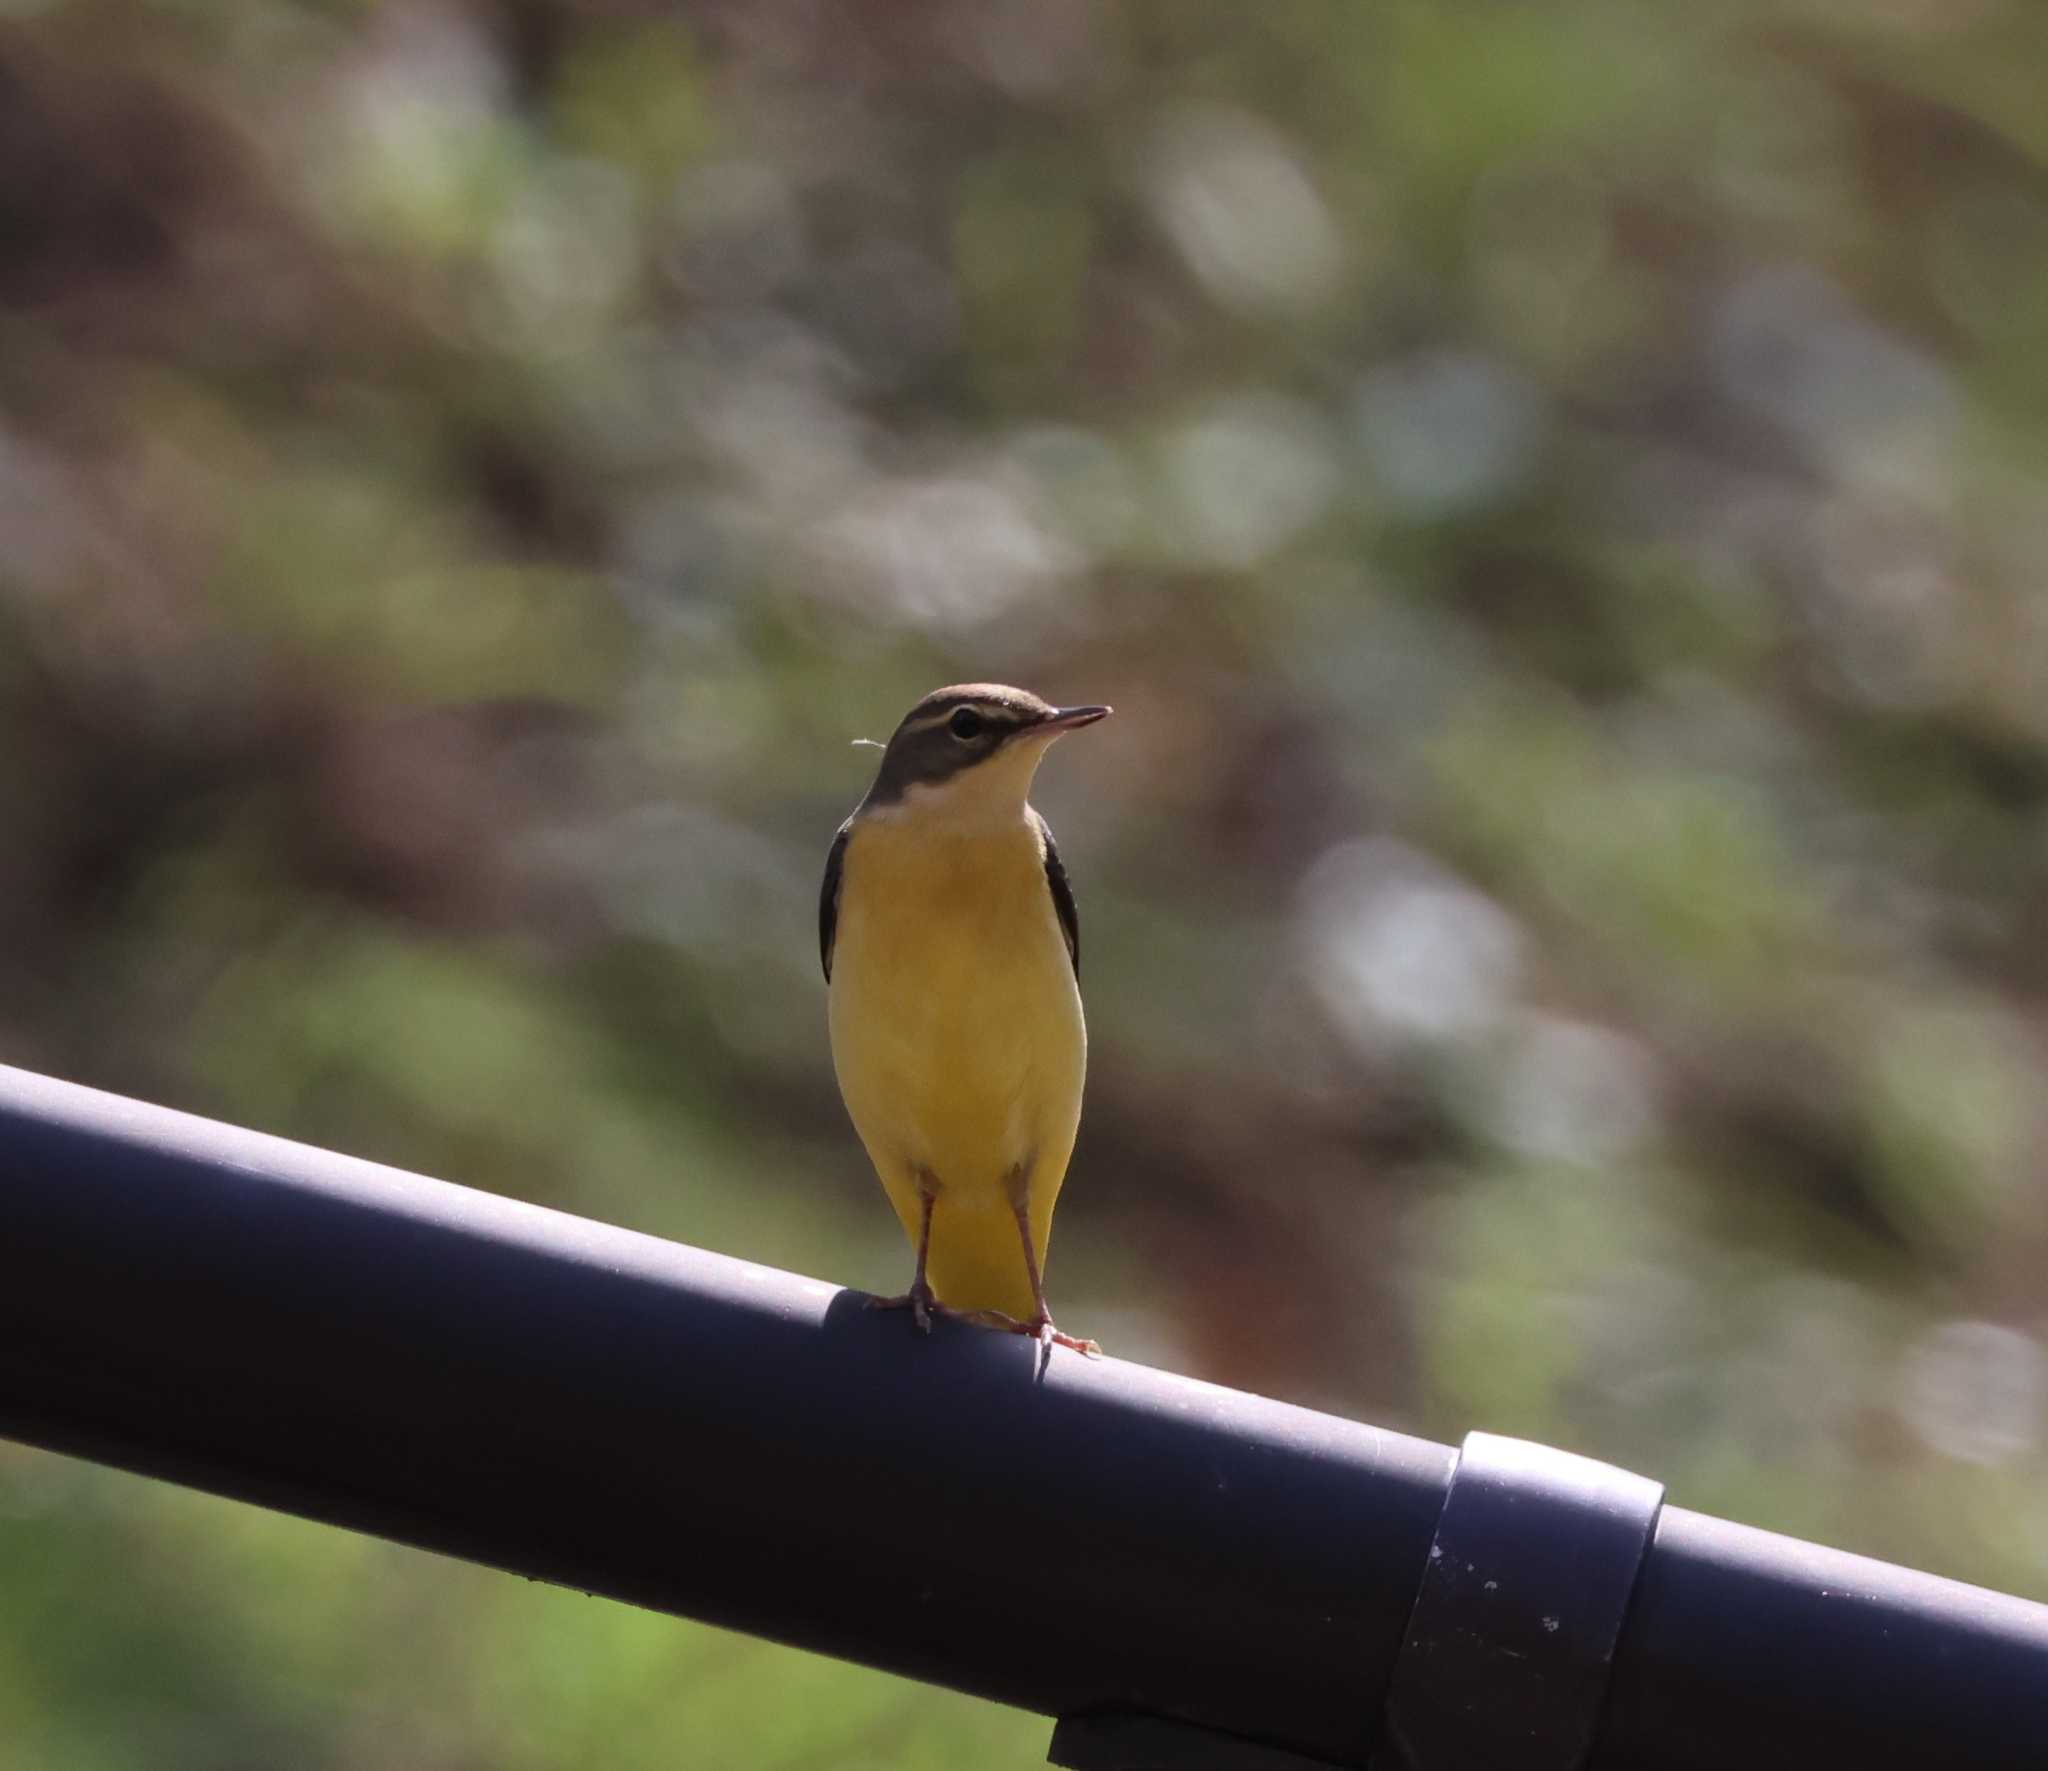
3,0,2048,1764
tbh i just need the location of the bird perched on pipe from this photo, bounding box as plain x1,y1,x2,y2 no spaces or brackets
821,684,1110,1356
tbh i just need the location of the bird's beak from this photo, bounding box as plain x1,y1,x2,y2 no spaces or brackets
1037,704,1112,734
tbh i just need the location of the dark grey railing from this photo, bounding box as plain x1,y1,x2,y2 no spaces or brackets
1,1064,2043,1770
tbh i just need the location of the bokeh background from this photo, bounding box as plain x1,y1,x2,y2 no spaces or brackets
5,0,2048,1764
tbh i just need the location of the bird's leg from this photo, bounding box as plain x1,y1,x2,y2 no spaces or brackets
975,1190,1101,1358
865,1183,938,1333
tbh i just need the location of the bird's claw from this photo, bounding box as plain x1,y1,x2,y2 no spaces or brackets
866,1283,937,1334
872,1292,1101,1357
1038,1322,1104,1359
954,1306,1102,1358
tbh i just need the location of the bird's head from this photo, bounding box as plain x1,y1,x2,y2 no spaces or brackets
859,683,1110,819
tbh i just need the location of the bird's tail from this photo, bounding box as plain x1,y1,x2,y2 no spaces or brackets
924,1206,1041,1323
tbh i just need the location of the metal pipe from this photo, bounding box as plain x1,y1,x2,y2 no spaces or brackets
0,1063,2043,1769
1594,1505,2048,1770
0,1064,1448,1766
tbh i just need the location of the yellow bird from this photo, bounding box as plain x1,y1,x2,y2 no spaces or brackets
821,684,1110,1355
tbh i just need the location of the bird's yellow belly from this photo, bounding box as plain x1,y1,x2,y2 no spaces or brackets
828,815,1085,1317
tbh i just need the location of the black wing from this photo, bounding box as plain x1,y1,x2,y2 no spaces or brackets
819,820,850,982
1038,815,1080,980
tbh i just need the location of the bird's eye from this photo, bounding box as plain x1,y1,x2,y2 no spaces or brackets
948,707,985,741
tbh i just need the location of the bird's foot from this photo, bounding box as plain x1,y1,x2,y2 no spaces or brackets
1036,1320,1104,1359
956,1306,1103,1359
865,1281,938,1334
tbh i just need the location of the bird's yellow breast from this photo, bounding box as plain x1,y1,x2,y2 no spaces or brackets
827,803,1085,1316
